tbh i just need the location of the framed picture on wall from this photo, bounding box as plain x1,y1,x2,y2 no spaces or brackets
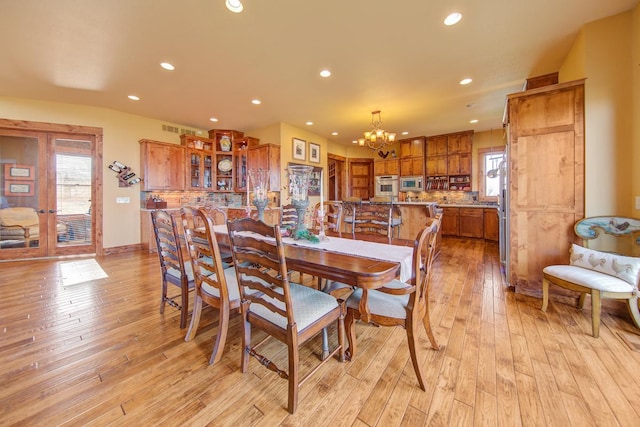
309,142,320,163
292,138,306,161
5,180,35,196
4,164,34,181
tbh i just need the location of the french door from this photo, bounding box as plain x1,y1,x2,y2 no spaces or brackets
0,120,102,260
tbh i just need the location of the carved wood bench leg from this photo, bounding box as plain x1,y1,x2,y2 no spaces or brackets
627,296,640,329
541,278,549,312
591,290,601,338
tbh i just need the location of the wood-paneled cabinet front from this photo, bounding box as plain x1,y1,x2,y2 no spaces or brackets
459,208,483,238
440,207,459,236
483,208,499,241
374,158,400,176
139,139,185,191
247,144,281,191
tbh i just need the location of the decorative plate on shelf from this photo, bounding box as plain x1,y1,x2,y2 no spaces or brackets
218,158,232,172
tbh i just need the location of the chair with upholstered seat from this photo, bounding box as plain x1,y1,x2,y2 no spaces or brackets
311,201,342,237
181,207,242,364
227,217,345,414
542,216,640,337
352,202,393,243
369,197,402,238
344,216,441,390
0,206,68,247
151,209,194,329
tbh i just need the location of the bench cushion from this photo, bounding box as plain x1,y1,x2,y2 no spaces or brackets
543,265,634,293
569,243,640,287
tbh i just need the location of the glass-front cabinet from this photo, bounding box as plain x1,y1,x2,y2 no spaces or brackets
181,135,215,191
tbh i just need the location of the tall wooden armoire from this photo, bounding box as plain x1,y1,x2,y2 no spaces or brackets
504,79,585,301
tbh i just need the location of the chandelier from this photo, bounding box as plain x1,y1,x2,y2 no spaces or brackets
358,110,396,150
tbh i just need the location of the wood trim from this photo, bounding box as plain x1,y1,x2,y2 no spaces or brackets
327,153,346,162
0,118,103,136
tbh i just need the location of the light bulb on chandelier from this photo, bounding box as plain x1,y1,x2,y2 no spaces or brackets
358,110,396,150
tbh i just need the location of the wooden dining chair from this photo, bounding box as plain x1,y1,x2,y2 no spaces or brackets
311,201,342,237
352,202,393,243
227,217,345,414
181,207,242,365
150,209,194,329
280,204,299,232
344,216,441,390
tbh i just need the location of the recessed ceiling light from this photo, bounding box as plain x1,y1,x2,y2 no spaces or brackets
320,69,331,78
402,131,409,135
225,0,243,13
332,132,338,136
470,119,479,123
352,140,358,144
160,62,175,71
460,78,472,85
210,117,219,122
444,12,462,26
251,99,261,105
128,95,140,101
306,121,313,126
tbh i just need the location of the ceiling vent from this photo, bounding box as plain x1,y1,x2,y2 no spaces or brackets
162,124,179,133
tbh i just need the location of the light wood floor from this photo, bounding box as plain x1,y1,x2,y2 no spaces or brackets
2,238,640,426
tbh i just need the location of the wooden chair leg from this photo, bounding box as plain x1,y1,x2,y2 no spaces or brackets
287,329,299,414
338,301,346,362
541,278,549,312
591,289,601,338
626,296,640,329
209,303,230,365
344,309,357,361
179,279,189,329
578,292,587,309
185,294,203,341
422,309,439,350
240,302,251,373
160,280,168,314
407,319,426,391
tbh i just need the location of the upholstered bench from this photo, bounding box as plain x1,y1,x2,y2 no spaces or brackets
541,216,640,337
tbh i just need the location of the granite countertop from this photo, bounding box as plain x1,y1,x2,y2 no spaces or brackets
436,203,498,208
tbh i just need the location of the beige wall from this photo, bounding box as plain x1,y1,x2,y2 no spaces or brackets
560,10,636,217
0,96,205,248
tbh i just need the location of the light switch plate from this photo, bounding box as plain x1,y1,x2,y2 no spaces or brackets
116,197,130,204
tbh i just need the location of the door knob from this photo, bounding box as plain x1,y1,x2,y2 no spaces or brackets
38,209,46,214
48,209,57,213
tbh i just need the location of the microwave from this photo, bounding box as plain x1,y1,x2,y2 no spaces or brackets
400,176,424,192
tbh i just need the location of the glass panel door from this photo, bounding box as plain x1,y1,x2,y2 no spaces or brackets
51,135,96,256
0,130,47,259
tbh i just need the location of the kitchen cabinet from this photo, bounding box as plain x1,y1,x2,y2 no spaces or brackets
504,79,585,296
373,158,399,176
400,157,424,176
440,207,459,236
426,130,473,191
181,134,215,191
209,129,244,192
139,139,185,191
484,208,499,241
459,208,483,238
399,136,425,177
247,143,280,191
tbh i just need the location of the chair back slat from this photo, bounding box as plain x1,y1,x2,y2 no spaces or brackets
227,217,294,325
413,216,440,307
352,203,393,243
151,210,187,280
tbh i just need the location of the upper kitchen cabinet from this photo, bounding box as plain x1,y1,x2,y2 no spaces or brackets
399,136,425,176
208,129,244,192
373,158,400,176
247,143,280,191
139,139,185,191
504,79,585,298
233,137,260,191
180,135,215,191
425,130,473,191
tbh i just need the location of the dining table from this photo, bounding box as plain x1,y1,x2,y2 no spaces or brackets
212,223,415,358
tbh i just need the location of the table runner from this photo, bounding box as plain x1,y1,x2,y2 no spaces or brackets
214,224,413,283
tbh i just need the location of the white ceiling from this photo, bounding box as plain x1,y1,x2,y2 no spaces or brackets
0,0,637,145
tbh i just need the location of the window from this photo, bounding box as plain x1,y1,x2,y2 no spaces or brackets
478,147,504,201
